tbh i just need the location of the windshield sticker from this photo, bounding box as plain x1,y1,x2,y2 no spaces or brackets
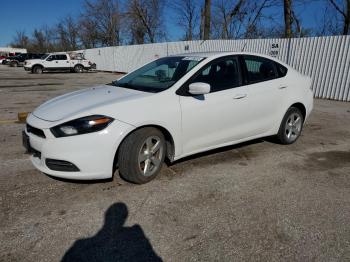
182,57,204,61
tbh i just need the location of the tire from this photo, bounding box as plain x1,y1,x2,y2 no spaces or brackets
74,64,84,73
32,65,43,74
10,61,18,67
118,127,166,184
276,107,304,144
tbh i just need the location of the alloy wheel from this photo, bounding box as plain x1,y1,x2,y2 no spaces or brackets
138,136,164,177
284,112,302,142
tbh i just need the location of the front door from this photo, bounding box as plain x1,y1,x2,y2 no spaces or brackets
179,56,251,155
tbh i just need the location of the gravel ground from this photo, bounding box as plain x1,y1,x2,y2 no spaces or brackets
0,65,350,262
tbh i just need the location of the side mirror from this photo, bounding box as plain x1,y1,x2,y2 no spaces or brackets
188,82,210,95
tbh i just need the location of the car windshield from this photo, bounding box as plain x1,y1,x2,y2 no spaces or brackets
41,54,49,60
113,56,205,93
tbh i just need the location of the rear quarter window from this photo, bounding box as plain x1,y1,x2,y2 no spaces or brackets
275,62,288,77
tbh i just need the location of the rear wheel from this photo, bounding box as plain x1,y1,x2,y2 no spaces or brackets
118,127,166,184
74,64,84,73
32,65,43,74
276,107,304,144
10,61,18,67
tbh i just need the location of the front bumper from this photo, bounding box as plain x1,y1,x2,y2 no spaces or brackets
24,66,32,71
24,114,134,180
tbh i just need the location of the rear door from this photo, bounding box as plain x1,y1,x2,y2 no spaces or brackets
238,55,287,135
56,54,70,69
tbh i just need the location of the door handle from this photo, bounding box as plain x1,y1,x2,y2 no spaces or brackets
278,85,287,89
233,94,247,99
55,61,58,63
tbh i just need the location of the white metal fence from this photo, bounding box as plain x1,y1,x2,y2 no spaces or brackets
82,36,350,101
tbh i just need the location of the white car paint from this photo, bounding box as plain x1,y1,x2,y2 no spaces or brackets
24,52,313,180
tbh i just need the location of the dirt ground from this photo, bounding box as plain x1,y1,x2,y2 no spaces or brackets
0,65,350,262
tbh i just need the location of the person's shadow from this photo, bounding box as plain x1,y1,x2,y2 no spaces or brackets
61,202,162,262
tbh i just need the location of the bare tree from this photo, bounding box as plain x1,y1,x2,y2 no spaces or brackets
211,0,245,39
327,0,350,34
30,26,56,53
171,0,199,40
83,0,123,46
211,0,279,39
56,16,79,51
11,30,29,48
78,18,100,48
127,0,165,43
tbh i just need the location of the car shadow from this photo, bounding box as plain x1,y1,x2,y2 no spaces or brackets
27,71,98,74
61,202,162,262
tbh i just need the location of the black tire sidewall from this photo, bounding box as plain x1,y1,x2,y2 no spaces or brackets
118,128,166,184
33,66,42,74
74,65,83,73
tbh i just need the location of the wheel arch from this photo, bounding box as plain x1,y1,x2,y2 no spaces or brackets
112,124,176,173
32,64,44,69
74,63,84,68
290,102,306,121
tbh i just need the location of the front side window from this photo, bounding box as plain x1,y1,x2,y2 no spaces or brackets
243,55,278,83
114,56,205,93
46,55,55,61
189,56,241,93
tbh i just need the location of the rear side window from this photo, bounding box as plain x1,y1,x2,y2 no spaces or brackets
243,55,278,83
57,55,67,60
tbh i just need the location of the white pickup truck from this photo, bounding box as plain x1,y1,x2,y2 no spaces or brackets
24,52,96,74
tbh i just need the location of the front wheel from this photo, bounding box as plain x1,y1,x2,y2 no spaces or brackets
32,65,43,74
118,127,166,184
276,107,304,144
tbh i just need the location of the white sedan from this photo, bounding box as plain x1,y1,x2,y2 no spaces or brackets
23,52,313,183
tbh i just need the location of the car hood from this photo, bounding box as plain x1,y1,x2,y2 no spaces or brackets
33,85,151,122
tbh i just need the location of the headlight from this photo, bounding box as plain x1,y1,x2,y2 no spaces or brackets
50,115,114,137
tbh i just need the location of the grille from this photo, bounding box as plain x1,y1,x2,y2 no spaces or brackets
26,124,46,138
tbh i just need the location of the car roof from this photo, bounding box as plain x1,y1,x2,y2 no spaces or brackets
48,52,68,55
174,51,271,58
172,51,290,68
